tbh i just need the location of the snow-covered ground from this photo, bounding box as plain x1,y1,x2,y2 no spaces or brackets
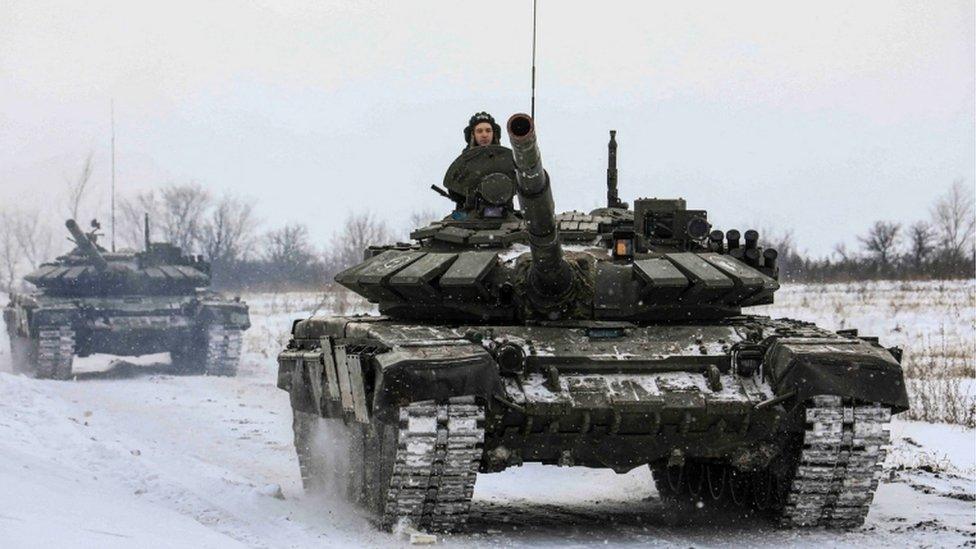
0,284,973,548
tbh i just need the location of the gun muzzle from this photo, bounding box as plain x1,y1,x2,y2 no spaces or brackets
507,113,573,298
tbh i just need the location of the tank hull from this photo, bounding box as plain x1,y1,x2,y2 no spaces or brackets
4,291,250,378
278,314,906,530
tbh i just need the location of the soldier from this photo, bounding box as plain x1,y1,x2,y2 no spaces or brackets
463,111,501,149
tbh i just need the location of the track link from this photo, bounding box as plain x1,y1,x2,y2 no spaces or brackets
36,326,75,380
780,395,891,528
384,397,485,532
204,325,242,376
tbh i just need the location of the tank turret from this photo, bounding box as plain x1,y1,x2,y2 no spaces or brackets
507,113,574,300
65,219,109,271
23,217,210,297
336,112,785,322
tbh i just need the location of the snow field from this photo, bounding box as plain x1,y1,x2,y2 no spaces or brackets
0,281,973,547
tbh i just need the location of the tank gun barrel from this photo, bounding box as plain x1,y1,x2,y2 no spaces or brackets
506,113,573,297
66,219,109,271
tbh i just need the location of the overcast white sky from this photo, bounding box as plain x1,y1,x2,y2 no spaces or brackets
1,0,973,256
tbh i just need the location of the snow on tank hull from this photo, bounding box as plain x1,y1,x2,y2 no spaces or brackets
278,314,908,531
4,291,250,379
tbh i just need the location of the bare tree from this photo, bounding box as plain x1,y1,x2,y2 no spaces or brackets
0,210,21,291
859,221,901,268
64,151,95,221
764,229,795,255
755,227,807,279
407,209,439,232
118,190,161,250
202,194,257,264
117,184,212,253
11,210,54,269
159,184,211,253
932,179,976,264
264,223,315,268
330,211,394,271
833,242,853,263
907,221,935,270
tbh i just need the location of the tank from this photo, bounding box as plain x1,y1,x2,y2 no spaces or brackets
3,217,250,379
277,114,908,532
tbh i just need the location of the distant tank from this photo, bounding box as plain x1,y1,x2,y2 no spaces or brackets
277,114,908,532
3,217,250,379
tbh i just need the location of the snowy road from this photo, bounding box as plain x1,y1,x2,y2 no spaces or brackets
1,288,974,548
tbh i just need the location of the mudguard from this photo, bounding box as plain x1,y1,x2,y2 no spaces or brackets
765,337,909,412
30,307,80,330
372,343,503,422
278,336,504,424
198,301,251,329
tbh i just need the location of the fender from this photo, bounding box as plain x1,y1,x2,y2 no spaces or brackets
764,337,909,412
198,301,251,329
372,342,503,423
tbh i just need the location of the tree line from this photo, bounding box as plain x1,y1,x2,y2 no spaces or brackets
0,164,423,292
0,158,972,292
770,180,975,282
114,183,420,290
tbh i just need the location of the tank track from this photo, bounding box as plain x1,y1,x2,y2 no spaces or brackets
652,395,891,529
203,325,242,376
383,397,485,532
36,326,75,380
779,395,891,528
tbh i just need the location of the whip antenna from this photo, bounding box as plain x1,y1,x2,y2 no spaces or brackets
531,0,537,118
110,99,116,252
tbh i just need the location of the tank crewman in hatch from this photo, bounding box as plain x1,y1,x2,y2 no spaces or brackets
463,111,502,149
433,111,515,219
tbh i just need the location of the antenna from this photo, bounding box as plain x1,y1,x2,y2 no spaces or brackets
530,0,538,118
110,99,116,252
